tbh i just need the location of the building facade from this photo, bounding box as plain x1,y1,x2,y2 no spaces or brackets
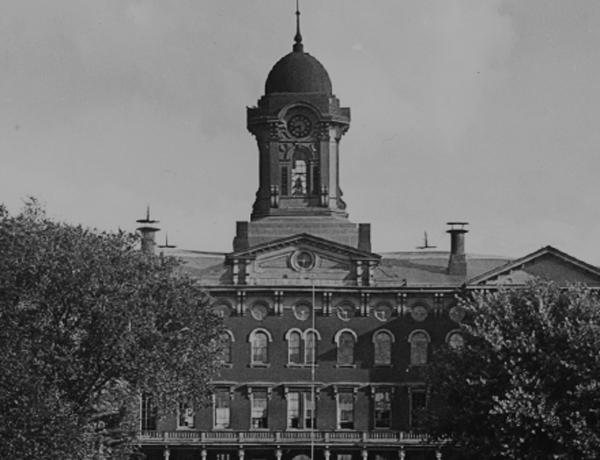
136,11,600,460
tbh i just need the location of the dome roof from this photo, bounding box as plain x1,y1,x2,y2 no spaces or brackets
265,49,332,95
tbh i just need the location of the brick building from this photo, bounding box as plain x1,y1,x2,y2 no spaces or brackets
136,9,600,460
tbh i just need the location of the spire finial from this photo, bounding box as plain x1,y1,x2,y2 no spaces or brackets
293,0,303,52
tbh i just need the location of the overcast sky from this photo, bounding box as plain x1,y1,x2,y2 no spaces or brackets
1,0,600,263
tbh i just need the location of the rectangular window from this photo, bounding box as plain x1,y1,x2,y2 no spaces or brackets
178,403,195,429
292,160,307,196
338,390,354,429
287,390,317,429
410,390,427,429
251,389,268,429
311,165,320,195
374,389,392,429
214,389,231,429
304,332,316,364
288,332,302,364
287,392,300,428
304,392,315,428
281,167,289,196
140,393,157,431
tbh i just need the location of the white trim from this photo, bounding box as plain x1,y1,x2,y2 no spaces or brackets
248,328,273,342
407,329,431,343
445,329,465,349
284,328,304,341
445,329,462,343
371,329,395,343
333,328,358,345
303,328,322,341
222,329,235,342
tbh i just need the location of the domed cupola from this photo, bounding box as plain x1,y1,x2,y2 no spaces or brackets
265,51,332,95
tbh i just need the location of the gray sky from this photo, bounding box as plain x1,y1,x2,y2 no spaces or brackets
2,0,600,263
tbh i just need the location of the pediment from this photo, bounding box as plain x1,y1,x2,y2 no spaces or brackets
469,246,600,287
226,233,380,286
228,233,380,261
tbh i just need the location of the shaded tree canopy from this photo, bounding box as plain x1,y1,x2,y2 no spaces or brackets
0,201,223,459
425,281,600,459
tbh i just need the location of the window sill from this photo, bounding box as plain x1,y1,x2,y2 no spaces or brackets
221,363,233,368
249,363,271,368
334,364,356,368
373,364,393,368
285,363,319,368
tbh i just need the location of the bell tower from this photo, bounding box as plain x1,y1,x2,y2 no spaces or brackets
234,5,370,251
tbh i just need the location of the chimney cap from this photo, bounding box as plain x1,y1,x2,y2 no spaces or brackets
136,205,159,225
446,222,469,232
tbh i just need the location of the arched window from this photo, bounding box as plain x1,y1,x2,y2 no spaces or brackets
446,330,464,350
408,330,430,366
219,330,234,365
335,329,357,365
249,329,272,365
292,149,308,196
373,330,394,366
288,330,302,364
304,330,317,364
285,328,321,365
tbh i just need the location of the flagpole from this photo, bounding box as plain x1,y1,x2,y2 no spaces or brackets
311,281,316,460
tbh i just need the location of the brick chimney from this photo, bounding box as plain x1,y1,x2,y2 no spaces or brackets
447,222,468,276
358,223,371,252
136,206,160,254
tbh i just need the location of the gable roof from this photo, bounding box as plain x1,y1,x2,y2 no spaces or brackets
468,245,600,285
226,233,381,261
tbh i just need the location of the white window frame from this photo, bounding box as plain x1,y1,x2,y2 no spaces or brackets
248,328,273,366
408,329,431,366
336,388,355,430
250,388,269,430
372,329,395,366
177,403,195,430
213,388,232,430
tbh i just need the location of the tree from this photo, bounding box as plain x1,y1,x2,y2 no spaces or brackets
425,281,600,460
0,201,223,459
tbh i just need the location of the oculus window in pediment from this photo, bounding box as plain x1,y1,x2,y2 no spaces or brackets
254,247,351,272
291,250,316,272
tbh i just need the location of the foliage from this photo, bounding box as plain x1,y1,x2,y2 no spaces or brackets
0,200,223,459
425,281,600,460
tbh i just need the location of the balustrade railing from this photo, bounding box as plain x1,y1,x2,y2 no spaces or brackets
138,430,429,444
